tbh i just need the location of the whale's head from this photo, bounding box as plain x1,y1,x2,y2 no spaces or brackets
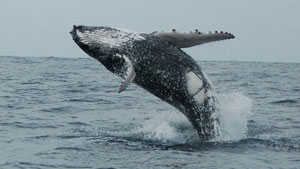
70,25,146,75
70,25,145,61
70,25,116,60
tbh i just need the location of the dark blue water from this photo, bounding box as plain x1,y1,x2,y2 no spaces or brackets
1,56,299,169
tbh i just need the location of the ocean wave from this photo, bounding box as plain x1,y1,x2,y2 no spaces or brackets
0,122,58,129
270,99,298,104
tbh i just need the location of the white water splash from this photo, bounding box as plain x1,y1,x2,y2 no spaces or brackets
133,111,201,144
134,92,252,144
216,92,253,141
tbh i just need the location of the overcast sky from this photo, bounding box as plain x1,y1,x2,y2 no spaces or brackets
1,0,299,62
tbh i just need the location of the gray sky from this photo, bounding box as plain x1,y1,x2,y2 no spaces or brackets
1,0,300,62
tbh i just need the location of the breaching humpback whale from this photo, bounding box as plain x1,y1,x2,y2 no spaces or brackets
70,25,235,141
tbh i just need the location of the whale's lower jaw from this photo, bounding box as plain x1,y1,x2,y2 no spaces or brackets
70,25,220,141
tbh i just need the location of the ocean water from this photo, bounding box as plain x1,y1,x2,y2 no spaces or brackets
0,56,299,169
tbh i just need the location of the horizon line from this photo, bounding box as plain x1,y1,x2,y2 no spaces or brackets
0,55,299,64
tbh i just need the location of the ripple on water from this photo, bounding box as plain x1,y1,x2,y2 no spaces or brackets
270,99,298,104
0,122,58,129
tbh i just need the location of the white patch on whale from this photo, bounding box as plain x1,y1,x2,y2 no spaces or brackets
202,71,214,90
76,29,90,45
77,28,145,48
185,71,206,104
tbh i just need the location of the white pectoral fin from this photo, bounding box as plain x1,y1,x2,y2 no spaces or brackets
116,54,136,93
191,32,235,46
118,66,136,93
152,30,235,48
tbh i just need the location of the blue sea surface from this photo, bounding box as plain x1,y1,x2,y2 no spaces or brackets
0,56,299,169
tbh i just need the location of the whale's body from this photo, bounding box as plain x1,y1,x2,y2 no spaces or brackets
70,25,234,140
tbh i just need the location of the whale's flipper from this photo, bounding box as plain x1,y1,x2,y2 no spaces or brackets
116,54,136,93
152,30,235,48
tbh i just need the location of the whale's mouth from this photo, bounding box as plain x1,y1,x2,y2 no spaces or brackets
70,24,105,55
70,25,104,59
